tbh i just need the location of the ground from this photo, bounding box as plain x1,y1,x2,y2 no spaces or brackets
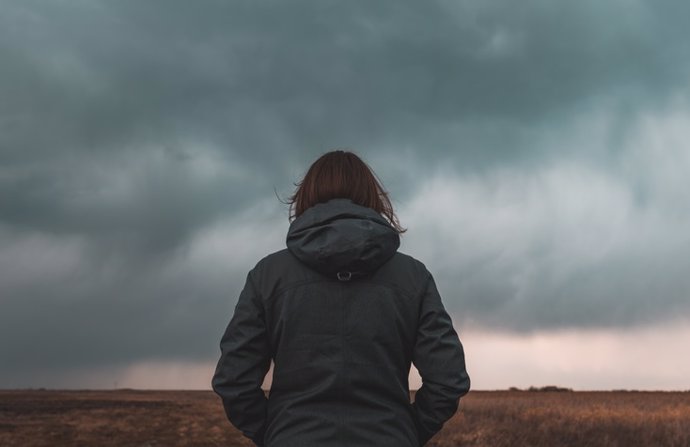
1,389,689,446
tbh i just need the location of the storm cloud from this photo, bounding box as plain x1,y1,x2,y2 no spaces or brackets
1,0,690,388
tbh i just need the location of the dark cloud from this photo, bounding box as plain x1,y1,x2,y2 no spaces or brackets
0,211,284,380
4,1,689,162
1,0,690,386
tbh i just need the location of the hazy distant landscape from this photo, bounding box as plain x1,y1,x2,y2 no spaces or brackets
1,389,688,446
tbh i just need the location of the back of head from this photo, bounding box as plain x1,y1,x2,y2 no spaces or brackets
287,150,405,234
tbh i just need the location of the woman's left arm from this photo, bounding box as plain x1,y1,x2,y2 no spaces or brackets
212,270,271,446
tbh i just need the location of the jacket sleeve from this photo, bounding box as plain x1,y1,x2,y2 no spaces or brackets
212,270,271,446
410,271,471,446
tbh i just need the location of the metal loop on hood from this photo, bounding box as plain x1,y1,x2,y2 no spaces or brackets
336,271,352,281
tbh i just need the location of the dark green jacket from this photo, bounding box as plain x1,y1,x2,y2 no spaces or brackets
212,198,470,446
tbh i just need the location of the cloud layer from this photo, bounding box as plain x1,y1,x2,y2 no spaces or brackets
2,0,690,388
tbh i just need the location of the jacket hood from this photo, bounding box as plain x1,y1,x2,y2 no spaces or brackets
286,198,400,280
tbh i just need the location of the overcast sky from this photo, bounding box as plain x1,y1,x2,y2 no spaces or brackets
2,0,690,390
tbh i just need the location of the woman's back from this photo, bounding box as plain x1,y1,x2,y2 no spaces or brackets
212,151,470,446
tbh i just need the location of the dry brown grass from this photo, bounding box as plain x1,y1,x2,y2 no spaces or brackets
0,389,251,447
430,390,690,447
1,389,688,446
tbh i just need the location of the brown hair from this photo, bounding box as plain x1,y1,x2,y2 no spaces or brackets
285,150,406,234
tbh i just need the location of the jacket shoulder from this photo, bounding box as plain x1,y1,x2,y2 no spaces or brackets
247,248,323,300
368,251,432,297
249,248,296,280
386,251,431,277
260,247,325,272
254,248,293,268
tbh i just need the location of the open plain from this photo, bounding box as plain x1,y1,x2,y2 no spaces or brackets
1,389,689,446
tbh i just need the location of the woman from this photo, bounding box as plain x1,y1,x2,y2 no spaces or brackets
212,150,470,446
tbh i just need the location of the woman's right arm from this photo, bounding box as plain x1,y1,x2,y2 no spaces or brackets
411,271,471,446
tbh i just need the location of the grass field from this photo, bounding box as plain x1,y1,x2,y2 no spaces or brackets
1,389,689,446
